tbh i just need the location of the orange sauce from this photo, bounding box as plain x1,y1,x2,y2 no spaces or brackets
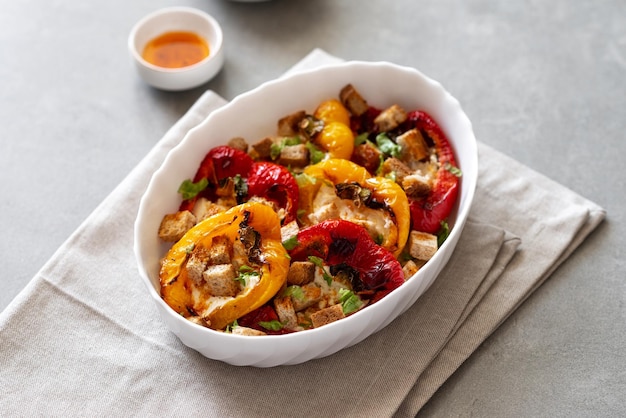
142,31,210,69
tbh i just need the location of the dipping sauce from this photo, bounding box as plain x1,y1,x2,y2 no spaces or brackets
142,31,209,69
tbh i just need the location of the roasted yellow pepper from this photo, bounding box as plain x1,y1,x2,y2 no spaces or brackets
313,99,354,160
299,159,410,257
159,202,289,330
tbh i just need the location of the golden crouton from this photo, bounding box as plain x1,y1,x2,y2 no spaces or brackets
310,304,345,328
339,84,369,116
409,230,438,261
277,110,306,136
227,136,248,152
158,210,197,242
381,157,413,183
278,144,309,168
286,261,316,286
374,104,407,132
402,173,432,198
231,326,266,336
203,264,239,297
251,137,276,159
291,283,322,312
186,246,210,284
208,235,233,265
396,128,430,162
273,296,298,330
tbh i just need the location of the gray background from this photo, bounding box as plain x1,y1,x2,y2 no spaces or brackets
1,0,624,416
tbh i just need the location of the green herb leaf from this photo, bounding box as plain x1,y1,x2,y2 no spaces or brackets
282,236,299,251
338,288,364,315
437,220,450,247
259,320,283,331
308,255,333,285
224,319,239,333
295,172,317,188
444,162,463,177
282,285,305,301
375,133,402,158
235,265,260,286
354,132,369,147
233,174,248,202
178,178,209,200
305,141,325,164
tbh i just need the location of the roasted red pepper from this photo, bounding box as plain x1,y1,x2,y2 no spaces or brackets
405,110,459,234
247,162,299,224
288,219,405,293
179,145,253,212
178,146,298,224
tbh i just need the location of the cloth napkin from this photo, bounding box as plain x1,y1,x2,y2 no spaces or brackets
0,49,605,417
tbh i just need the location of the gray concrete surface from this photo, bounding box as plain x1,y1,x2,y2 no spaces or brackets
1,0,624,416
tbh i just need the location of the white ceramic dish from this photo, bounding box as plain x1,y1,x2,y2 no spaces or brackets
134,61,478,367
128,7,224,91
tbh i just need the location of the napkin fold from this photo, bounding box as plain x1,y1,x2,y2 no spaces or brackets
0,49,605,417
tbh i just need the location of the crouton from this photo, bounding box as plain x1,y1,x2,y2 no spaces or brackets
280,220,299,243
409,230,438,261
208,235,233,265
231,326,266,336
286,261,316,286
186,246,210,284
251,137,276,159
192,198,228,222
273,296,298,330
339,84,369,116
351,142,382,174
396,128,430,162
158,210,197,242
402,259,420,279
291,283,322,311
402,173,432,198
374,104,407,132
203,264,239,297
277,110,306,136
278,144,309,167
381,157,413,183
310,304,345,328
227,136,248,152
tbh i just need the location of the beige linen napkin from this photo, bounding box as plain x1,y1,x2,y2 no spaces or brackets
0,49,605,417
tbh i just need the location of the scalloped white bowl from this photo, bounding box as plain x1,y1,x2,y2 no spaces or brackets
134,61,477,367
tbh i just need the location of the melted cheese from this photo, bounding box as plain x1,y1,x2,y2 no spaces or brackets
308,183,395,242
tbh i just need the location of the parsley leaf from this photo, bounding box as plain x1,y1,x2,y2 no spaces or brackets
354,132,369,146
178,178,209,200
437,220,450,247
375,133,402,158
259,320,283,331
308,255,333,285
305,141,325,164
235,265,259,286
282,285,305,301
338,288,364,315
282,236,299,251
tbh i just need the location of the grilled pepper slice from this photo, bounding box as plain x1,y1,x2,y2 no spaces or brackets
405,111,459,234
159,202,290,330
299,158,410,257
247,162,299,224
179,145,254,212
313,99,355,160
288,219,405,293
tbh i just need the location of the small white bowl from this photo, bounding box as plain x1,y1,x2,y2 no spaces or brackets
134,61,478,367
128,7,224,91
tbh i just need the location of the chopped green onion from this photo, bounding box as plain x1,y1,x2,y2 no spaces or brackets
282,236,299,251
259,320,283,331
308,255,333,285
338,288,364,315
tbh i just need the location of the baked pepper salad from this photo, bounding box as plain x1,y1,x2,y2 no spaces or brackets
157,84,462,335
